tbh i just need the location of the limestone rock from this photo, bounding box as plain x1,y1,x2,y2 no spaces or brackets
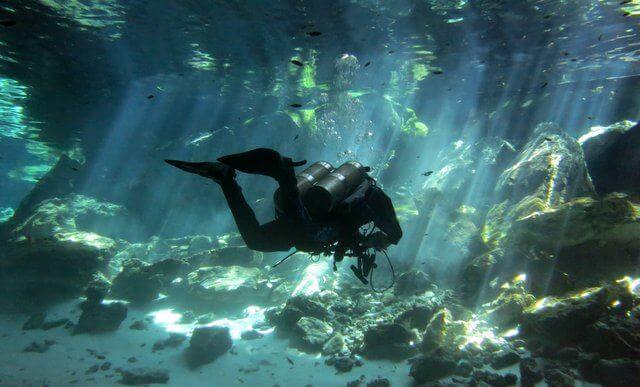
322,333,346,356
111,258,185,304
212,245,263,267
185,326,232,369
421,309,466,354
519,357,543,387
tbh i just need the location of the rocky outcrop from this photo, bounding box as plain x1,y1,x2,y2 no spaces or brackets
579,120,640,196
294,317,334,351
409,351,457,383
394,270,431,297
185,326,232,369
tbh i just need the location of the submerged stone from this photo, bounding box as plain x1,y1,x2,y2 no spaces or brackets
117,367,170,385
73,300,127,334
185,326,232,369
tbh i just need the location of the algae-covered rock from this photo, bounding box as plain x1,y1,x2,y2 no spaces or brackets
482,275,535,327
421,308,466,354
211,245,263,267
394,270,430,296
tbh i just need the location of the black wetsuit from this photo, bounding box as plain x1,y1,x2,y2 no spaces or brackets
219,165,402,254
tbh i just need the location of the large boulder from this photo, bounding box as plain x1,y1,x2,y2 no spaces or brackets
362,323,417,360
421,309,467,354
481,275,536,328
394,270,431,297
211,245,263,267
579,120,640,196
269,294,331,330
185,326,232,369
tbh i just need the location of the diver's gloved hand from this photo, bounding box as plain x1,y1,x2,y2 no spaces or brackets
366,231,391,250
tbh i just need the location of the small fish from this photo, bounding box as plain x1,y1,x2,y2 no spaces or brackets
1,20,17,27
286,357,294,365
432,70,444,75
620,0,632,4
598,34,603,41
543,15,551,19
290,103,302,108
71,167,79,171
541,81,548,88
307,31,322,36
587,116,594,120
147,95,155,99
291,60,303,67
293,134,299,140
364,61,371,67
388,50,395,54
421,171,433,177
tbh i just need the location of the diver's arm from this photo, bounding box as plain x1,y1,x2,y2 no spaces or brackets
368,186,403,245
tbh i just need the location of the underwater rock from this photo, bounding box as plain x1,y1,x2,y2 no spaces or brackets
579,120,640,196
519,283,628,346
22,313,46,330
482,276,535,327
73,300,127,334
421,309,466,354
472,370,518,387
322,333,346,355
129,320,147,330
23,340,56,353
519,357,543,387
5,155,81,227
0,230,116,308
117,367,170,385
362,323,417,360
496,122,595,205
489,349,520,369
394,270,430,297
111,258,185,304
394,303,437,330
294,316,333,351
152,333,187,352
185,326,232,369
211,245,263,267
543,369,575,387
187,235,213,255
366,378,391,387
240,329,264,340
85,273,111,303
271,294,331,330
583,314,640,359
41,317,70,330
409,352,457,383
579,357,640,387
172,265,264,311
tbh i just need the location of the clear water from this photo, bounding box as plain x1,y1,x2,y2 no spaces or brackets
0,1,639,386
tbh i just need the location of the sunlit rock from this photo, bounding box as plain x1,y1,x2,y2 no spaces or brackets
579,120,639,196
210,245,263,267
322,333,346,356
481,275,536,328
496,122,595,206
171,266,265,311
421,308,466,354
519,282,633,346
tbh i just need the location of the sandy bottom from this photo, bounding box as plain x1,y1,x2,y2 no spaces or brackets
0,299,415,387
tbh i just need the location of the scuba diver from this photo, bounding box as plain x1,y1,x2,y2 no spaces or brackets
165,148,402,285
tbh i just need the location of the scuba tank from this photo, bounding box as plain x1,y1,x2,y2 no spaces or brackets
274,161,334,216
303,161,368,218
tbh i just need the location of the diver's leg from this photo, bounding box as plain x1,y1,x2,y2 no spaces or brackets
275,163,308,222
220,181,293,251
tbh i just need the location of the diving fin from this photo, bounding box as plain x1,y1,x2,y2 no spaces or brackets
218,148,306,179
